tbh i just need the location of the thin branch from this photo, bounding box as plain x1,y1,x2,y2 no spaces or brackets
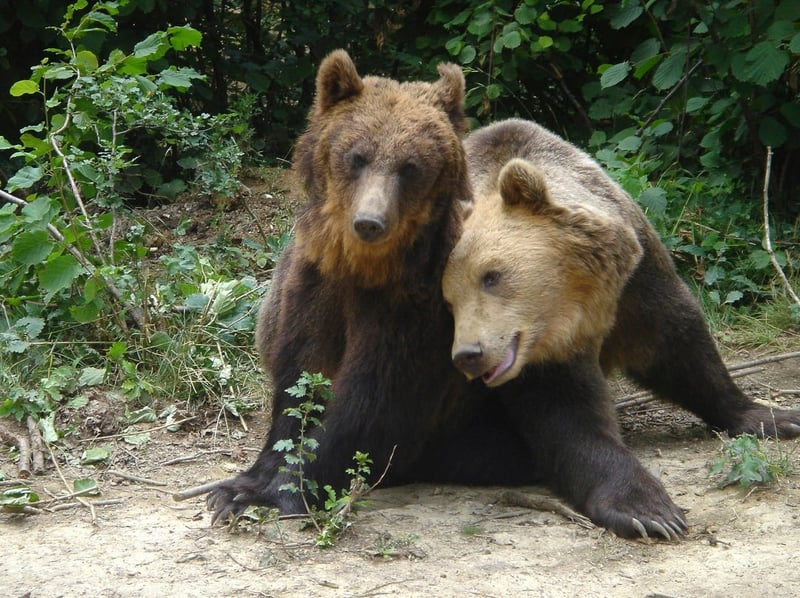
106,469,167,486
47,443,96,524
0,424,31,478
636,59,703,136
173,478,233,502
0,188,145,328
762,146,800,308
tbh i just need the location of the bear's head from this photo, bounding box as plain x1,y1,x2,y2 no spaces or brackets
293,50,470,288
442,158,642,387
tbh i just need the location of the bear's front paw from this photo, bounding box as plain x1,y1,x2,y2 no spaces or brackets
585,476,687,541
206,476,305,525
206,481,251,525
730,404,800,439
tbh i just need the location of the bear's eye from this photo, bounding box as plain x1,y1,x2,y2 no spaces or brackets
348,151,368,173
399,159,419,179
481,270,502,289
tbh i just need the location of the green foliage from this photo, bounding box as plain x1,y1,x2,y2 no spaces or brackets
0,486,40,512
274,371,335,502
0,1,267,429
710,433,795,488
272,372,374,547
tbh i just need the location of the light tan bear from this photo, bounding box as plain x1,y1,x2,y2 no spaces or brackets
443,118,800,539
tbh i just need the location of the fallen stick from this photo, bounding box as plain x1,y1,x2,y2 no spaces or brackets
498,490,594,529
0,425,31,478
173,478,233,502
26,416,45,475
107,469,167,486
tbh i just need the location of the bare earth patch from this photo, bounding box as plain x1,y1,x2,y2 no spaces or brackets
2,352,799,597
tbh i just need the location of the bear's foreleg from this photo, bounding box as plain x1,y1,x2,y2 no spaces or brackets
602,250,800,438
502,357,687,540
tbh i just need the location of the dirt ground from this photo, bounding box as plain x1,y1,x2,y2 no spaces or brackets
2,352,800,598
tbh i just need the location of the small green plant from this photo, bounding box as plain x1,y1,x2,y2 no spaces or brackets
272,371,378,547
710,432,795,489
273,371,335,506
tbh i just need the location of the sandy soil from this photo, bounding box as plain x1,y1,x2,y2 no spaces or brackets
3,354,800,598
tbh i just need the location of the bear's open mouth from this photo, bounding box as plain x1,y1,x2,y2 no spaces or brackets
481,334,519,385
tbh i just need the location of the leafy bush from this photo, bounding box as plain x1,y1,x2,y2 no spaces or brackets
0,1,268,427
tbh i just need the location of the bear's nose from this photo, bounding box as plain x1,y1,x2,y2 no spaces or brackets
453,343,484,378
353,214,387,243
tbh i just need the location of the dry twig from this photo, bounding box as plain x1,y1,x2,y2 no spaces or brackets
0,424,31,478
107,469,167,486
26,416,45,475
499,489,594,529
762,146,800,308
173,478,233,502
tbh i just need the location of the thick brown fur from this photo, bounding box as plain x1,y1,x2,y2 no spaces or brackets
442,118,800,539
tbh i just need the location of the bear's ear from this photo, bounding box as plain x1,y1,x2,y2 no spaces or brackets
315,50,365,113
498,159,554,214
432,63,468,133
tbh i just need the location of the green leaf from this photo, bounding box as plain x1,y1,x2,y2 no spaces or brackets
167,25,202,51
39,414,58,443
126,406,157,424
78,367,106,387
766,20,795,41
733,42,790,85
514,4,538,25
16,316,45,339
22,195,55,225
75,50,98,73
600,62,630,88
81,447,111,464
73,478,100,496
609,4,642,29
7,165,43,190
501,31,522,50
617,135,641,152
0,486,39,508
11,229,53,264
9,79,38,96
105,342,126,362
70,301,101,323
123,432,151,446
790,33,800,54
157,67,203,90
38,255,83,296
273,439,295,452
685,97,708,113
133,32,168,59
652,50,687,90
639,187,667,217
724,290,744,305
631,38,660,64
759,116,788,147
459,44,476,64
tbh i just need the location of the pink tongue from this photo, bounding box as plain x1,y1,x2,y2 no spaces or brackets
482,341,517,385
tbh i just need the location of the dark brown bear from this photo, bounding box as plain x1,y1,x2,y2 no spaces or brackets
206,50,514,522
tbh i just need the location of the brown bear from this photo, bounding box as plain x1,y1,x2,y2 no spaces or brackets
207,51,528,523
443,118,800,539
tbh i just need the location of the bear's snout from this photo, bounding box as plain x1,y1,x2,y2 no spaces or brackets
353,213,387,242
452,342,484,378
